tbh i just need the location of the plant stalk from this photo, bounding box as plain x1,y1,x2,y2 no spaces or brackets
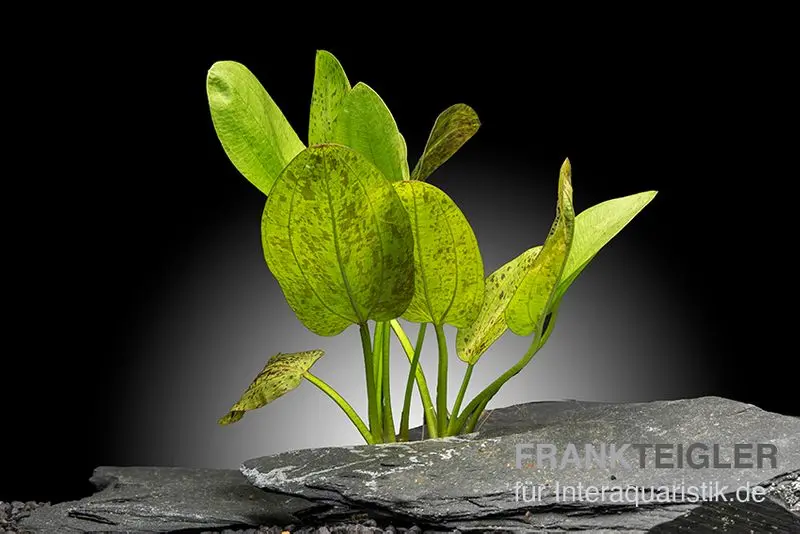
304,371,375,445
450,332,546,435
390,320,438,438
381,321,396,442
446,363,474,436
464,397,490,434
373,322,384,430
434,323,449,435
399,322,428,440
359,323,382,441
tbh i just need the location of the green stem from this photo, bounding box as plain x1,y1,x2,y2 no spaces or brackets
381,322,396,442
304,371,375,445
446,363,474,435
399,323,428,441
373,322,384,430
434,323,449,435
390,320,438,438
451,333,546,435
464,397,490,434
359,323,382,441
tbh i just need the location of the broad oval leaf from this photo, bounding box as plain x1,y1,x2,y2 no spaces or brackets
393,181,484,327
308,50,351,145
262,144,415,336
554,191,657,301
333,83,409,181
412,104,481,182
207,61,305,195
456,246,541,363
505,159,575,336
219,350,323,425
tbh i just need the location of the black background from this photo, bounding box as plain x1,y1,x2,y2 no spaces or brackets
3,26,794,503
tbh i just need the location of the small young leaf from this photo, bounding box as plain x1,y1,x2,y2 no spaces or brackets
456,246,541,364
412,104,480,182
333,83,409,181
554,191,657,301
505,159,575,336
219,350,323,425
393,181,484,327
308,50,351,145
207,61,305,195
262,145,415,336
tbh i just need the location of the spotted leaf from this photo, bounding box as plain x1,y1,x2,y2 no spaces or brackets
393,181,484,327
219,350,323,425
506,159,575,336
262,145,414,336
308,50,351,145
412,104,480,182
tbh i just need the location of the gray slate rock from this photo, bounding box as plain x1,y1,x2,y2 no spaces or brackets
21,466,318,532
242,397,800,532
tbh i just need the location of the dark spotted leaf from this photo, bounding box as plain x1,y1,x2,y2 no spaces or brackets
412,104,480,181
308,50,351,145
219,350,323,424
393,181,484,327
456,246,541,364
506,159,575,336
262,145,414,336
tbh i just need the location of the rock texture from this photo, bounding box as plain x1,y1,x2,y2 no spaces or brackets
1,500,46,533
243,397,800,532
20,466,317,532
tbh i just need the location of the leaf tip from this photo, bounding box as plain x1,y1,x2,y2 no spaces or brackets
218,411,244,426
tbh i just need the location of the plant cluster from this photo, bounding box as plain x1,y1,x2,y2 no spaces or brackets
207,51,656,443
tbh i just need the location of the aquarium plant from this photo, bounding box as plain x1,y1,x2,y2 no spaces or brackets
207,50,656,444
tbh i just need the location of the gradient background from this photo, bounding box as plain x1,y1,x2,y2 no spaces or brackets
4,29,794,502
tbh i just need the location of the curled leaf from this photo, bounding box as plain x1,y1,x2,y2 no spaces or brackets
456,246,541,364
308,50,351,145
505,159,575,336
412,104,480,182
393,181,484,327
219,350,323,425
333,83,408,181
262,145,414,336
207,61,304,195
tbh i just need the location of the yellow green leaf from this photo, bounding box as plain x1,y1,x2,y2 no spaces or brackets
393,181,484,327
207,61,304,195
219,350,323,425
505,159,575,336
333,83,408,181
555,191,657,301
456,246,541,364
308,50,351,145
262,145,414,336
412,104,480,181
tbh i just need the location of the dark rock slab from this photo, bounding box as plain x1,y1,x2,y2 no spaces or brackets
242,397,800,532
21,466,318,532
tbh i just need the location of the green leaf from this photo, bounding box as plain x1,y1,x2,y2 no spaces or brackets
554,191,657,301
308,50,351,145
207,61,305,196
456,246,541,364
219,350,323,425
262,144,415,336
412,104,480,182
505,159,575,336
393,181,484,327
333,83,408,181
